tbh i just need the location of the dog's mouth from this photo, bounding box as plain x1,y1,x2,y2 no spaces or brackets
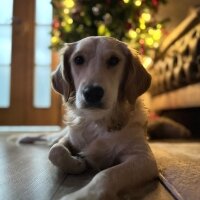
83,101,105,109
77,104,110,121
81,102,106,110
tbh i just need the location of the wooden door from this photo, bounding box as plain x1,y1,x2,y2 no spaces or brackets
0,0,62,125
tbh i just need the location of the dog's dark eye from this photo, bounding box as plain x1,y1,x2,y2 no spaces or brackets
74,55,85,65
107,56,120,67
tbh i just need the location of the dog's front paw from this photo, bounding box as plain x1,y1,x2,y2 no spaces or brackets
49,143,71,167
49,144,86,174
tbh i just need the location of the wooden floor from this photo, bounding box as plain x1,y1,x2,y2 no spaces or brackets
0,133,173,200
150,141,200,200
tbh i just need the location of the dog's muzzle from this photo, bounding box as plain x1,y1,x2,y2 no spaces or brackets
82,85,104,107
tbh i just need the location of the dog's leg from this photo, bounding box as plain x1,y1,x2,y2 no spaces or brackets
49,136,87,174
148,116,191,139
60,147,158,200
9,127,68,145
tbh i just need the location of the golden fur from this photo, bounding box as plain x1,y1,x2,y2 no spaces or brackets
48,36,158,200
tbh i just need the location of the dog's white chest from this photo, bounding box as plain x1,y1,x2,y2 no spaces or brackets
68,122,120,169
69,122,108,149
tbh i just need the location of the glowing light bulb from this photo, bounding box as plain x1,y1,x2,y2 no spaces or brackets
51,36,59,44
157,24,162,29
135,0,142,7
148,28,154,35
140,23,146,30
67,18,73,24
123,0,130,3
141,13,151,22
98,24,106,35
145,37,154,46
154,42,159,48
64,8,69,14
128,30,137,39
153,29,161,40
64,0,74,8
61,22,66,27
140,34,145,39
105,31,111,37
136,28,141,33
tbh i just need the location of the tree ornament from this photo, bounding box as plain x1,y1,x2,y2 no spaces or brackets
53,19,60,29
125,21,132,30
92,4,102,16
71,7,81,20
103,13,112,25
152,0,159,6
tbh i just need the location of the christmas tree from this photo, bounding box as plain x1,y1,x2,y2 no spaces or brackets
51,0,168,59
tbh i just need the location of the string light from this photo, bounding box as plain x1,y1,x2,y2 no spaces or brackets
157,24,162,29
123,0,130,3
140,23,146,30
148,28,154,35
64,8,69,14
135,0,142,7
98,24,106,35
152,29,161,40
51,0,166,54
145,37,154,46
67,17,73,24
128,30,137,39
98,24,111,36
61,22,66,27
136,28,141,33
51,36,59,44
153,42,159,48
140,34,146,39
141,13,151,22
63,0,74,8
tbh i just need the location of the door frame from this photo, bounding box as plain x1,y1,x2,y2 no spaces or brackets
0,0,62,125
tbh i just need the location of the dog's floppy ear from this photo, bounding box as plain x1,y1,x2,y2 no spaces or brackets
124,47,151,104
51,43,75,102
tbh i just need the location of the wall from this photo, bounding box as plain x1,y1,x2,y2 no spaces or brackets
156,0,200,32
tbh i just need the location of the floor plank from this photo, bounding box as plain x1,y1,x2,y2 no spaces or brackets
150,141,200,200
0,133,173,200
0,134,66,200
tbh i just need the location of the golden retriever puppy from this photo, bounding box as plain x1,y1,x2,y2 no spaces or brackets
48,36,158,200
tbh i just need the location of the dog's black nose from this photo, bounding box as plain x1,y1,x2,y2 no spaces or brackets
83,85,104,105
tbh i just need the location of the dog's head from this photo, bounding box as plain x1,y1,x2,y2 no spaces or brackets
52,36,151,119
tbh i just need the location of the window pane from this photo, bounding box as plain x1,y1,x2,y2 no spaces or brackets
0,25,12,65
36,0,52,25
35,26,52,66
0,0,13,108
34,0,52,108
0,66,11,108
34,66,51,108
0,0,13,24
